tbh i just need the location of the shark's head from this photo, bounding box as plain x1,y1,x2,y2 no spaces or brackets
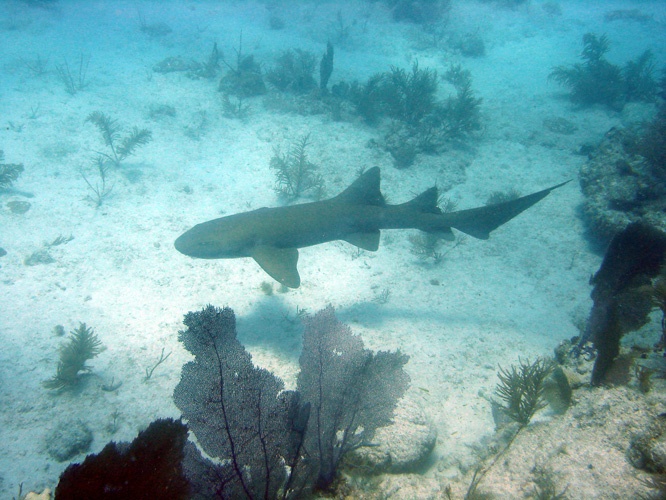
175,217,251,259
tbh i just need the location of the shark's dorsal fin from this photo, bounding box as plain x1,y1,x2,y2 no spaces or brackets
251,245,300,288
343,230,381,251
335,167,385,206
404,187,442,214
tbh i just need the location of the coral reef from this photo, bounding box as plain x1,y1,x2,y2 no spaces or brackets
479,0,529,6
579,222,666,385
55,54,89,95
441,65,483,137
24,249,55,266
218,36,266,97
468,358,555,496
639,105,666,178
477,384,661,498
450,31,486,58
319,42,334,91
266,49,317,94
188,43,221,80
138,11,173,38
624,50,657,103
542,365,573,414
344,396,436,474
80,155,113,207
381,62,439,126
345,61,482,163
388,0,451,24
172,304,410,496
579,120,666,242
7,200,31,214
542,116,578,135
152,56,199,74
604,8,653,24
628,416,666,473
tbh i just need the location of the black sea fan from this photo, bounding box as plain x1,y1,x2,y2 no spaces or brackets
55,419,190,499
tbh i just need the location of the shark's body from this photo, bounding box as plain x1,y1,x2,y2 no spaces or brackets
175,167,567,288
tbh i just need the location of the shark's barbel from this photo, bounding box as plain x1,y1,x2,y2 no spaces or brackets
175,167,568,288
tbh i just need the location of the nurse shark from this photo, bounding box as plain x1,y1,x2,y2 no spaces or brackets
175,167,568,288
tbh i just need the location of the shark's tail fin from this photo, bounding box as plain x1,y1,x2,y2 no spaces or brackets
444,180,570,239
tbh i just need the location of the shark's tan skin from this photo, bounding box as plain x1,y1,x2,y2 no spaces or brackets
175,167,568,288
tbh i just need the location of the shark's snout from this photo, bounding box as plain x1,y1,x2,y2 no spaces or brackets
174,231,195,256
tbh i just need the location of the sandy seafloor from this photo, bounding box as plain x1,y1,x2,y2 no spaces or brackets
0,0,665,498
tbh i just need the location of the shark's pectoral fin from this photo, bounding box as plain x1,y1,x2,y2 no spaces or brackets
343,230,381,251
251,245,301,288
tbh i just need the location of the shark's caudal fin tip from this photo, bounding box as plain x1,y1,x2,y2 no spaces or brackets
449,179,570,239
550,179,572,191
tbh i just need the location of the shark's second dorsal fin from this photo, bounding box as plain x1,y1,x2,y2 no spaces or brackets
404,187,442,214
335,167,385,206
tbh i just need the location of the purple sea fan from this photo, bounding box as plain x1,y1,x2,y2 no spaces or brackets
297,305,410,490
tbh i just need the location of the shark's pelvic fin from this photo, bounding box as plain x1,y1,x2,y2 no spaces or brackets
335,166,385,206
251,245,300,288
343,230,381,251
447,180,571,239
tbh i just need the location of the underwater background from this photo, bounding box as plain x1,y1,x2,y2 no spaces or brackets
1,0,665,498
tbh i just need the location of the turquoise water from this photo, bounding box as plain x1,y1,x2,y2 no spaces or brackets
1,1,664,497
